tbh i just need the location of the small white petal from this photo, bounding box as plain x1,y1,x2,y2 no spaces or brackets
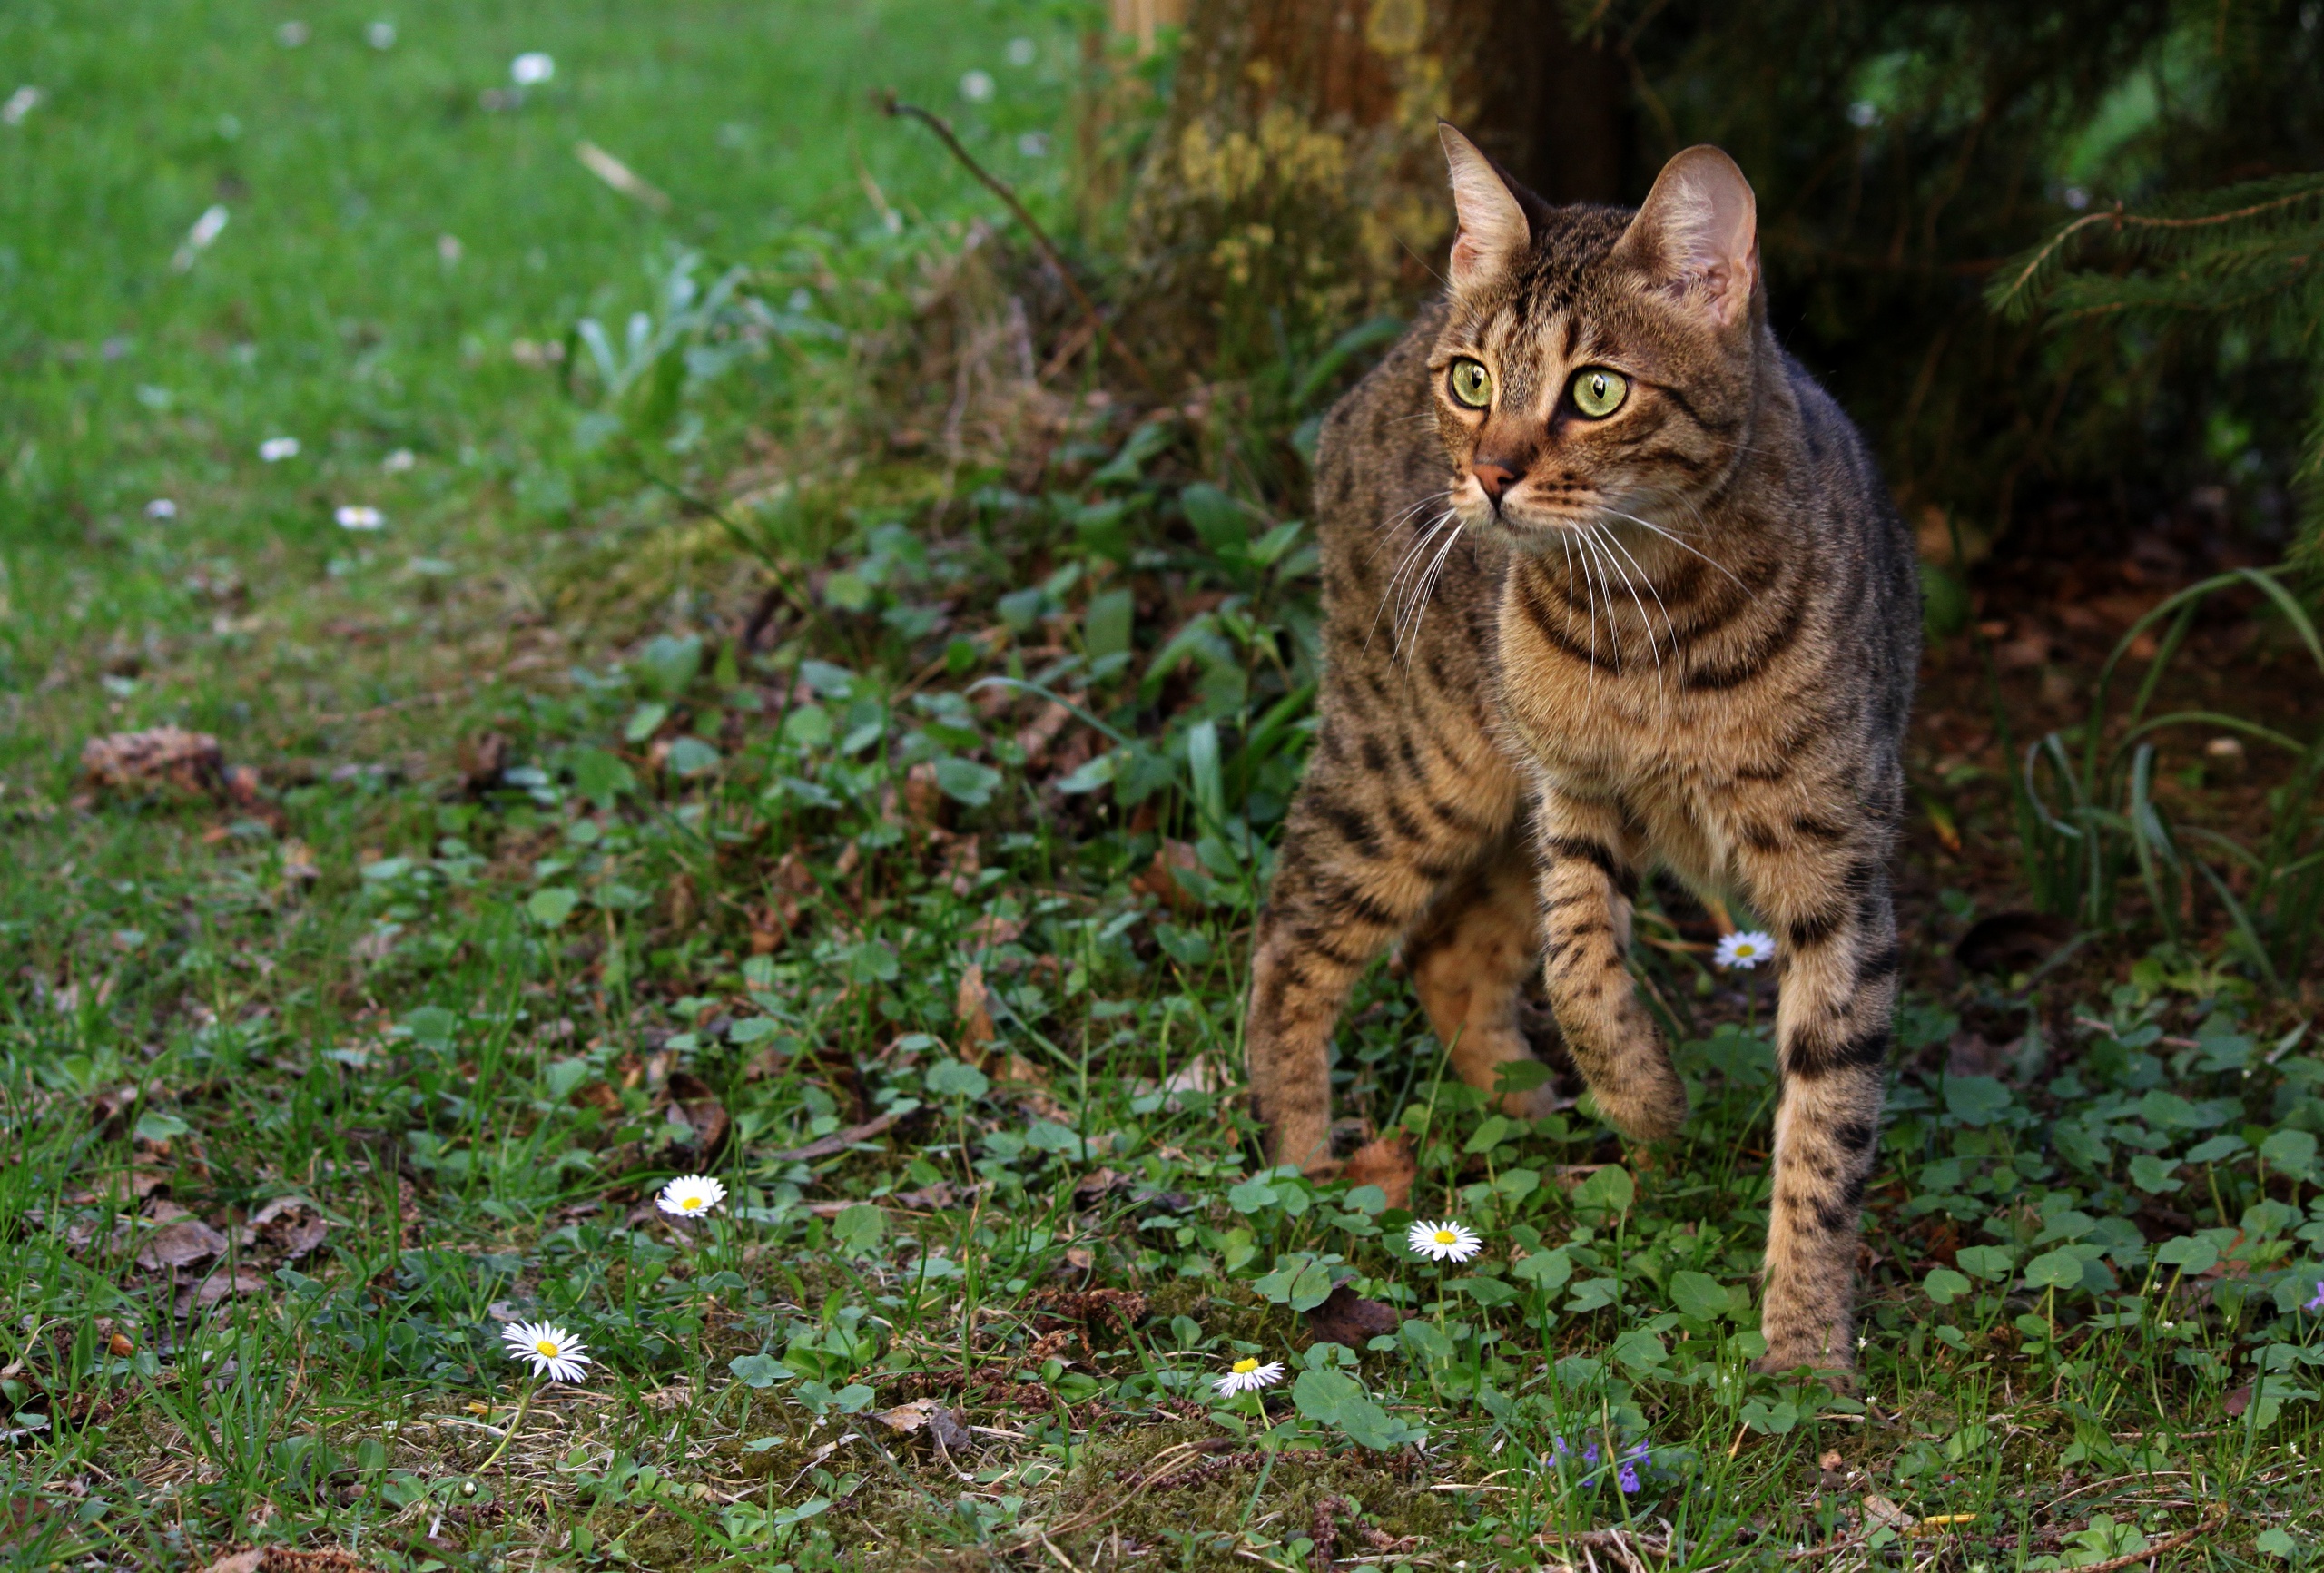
510,52,554,86
656,1175,727,1217
334,505,384,530
259,437,300,462
1713,930,1777,970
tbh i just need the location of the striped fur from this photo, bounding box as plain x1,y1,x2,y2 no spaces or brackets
1245,133,1919,1381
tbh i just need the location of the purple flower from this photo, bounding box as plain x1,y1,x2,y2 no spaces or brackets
1549,1435,1571,1461
1582,1442,1600,1467
2306,1280,2324,1312
1618,1461,1641,1493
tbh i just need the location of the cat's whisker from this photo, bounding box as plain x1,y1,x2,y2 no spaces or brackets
1591,520,1680,693
1599,506,1748,591
1369,507,1460,655
1586,523,1659,692
1402,513,1468,659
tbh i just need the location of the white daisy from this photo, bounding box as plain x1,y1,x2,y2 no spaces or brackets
5,86,44,128
959,69,995,103
1713,930,1776,970
1406,1218,1483,1263
367,21,397,50
656,1174,726,1218
500,1321,590,1383
145,498,179,520
1213,1357,1284,1397
510,52,555,86
334,505,384,530
258,436,300,463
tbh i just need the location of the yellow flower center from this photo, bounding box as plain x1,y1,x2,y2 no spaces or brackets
682,1196,703,1210
1433,1230,1457,1245
536,1341,559,1358
1232,1358,1259,1375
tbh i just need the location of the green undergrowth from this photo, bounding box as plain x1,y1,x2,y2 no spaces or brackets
5,4,2324,1571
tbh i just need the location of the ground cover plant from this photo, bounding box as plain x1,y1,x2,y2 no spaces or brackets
4,4,2323,1570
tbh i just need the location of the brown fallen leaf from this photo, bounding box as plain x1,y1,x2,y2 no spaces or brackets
280,839,320,884
186,1264,267,1309
136,1218,229,1272
1305,1283,1403,1348
1861,1493,1915,1533
82,726,223,795
202,1549,379,1573
665,1071,731,1157
955,963,995,1052
251,1197,330,1261
1131,839,1204,918
1341,1136,1415,1212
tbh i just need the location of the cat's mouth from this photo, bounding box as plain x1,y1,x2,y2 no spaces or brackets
1456,487,1599,549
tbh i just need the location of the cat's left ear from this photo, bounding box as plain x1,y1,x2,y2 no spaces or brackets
1616,145,1758,329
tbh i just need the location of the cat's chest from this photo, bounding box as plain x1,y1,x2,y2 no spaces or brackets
1488,575,1789,789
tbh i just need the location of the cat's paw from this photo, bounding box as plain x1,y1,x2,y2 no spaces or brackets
1753,1343,1857,1392
1597,1077,1689,1143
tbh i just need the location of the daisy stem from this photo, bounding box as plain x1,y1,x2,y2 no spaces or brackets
474,1377,537,1478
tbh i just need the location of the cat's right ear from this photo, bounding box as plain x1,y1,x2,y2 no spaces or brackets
1439,123,1529,291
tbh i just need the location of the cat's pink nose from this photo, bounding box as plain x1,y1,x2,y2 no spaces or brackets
1472,460,1521,503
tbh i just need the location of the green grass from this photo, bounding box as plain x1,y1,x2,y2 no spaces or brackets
5,5,2324,1570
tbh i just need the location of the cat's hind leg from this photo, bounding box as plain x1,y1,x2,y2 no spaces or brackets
1246,718,1523,1173
1400,839,1571,1119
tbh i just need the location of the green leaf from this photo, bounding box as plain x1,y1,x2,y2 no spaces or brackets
1923,1266,1974,1305
566,745,635,809
638,634,704,699
1227,1177,1281,1214
924,1059,989,1101
1942,1075,2015,1126
403,1006,458,1050
1570,1165,1635,1222
2128,1154,2183,1194
625,701,669,743
521,888,573,929
781,703,832,748
2152,1234,2220,1273
1669,1270,1738,1322
2023,1249,2086,1290
1463,1115,1513,1155
932,757,1002,808
1610,1327,1669,1371
1955,1245,2016,1282
1291,1368,1421,1450
133,1110,191,1143
1449,1275,1521,1307
832,1204,884,1257
2255,1528,2298,1559
728,1353,791,1388
2260,1128,2319,1180
1084,588,1134,661
1254,1253,1333,1310
1512,1248,1572,1293
665,735,719,776
2183,1134,2249,1164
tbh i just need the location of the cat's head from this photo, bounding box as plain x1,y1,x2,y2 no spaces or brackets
1428,124,1762,550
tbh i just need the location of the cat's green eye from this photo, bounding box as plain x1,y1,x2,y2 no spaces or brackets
1571,368,1629,418
1448,359,1493,409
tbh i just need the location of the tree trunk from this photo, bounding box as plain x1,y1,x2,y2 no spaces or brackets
1124,0,1629,377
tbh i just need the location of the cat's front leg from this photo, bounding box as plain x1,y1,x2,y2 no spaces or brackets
1530,788,1688,1141
1738,838,1902,1383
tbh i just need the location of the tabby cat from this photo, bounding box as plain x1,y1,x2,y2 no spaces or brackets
1245,126,1919,1378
